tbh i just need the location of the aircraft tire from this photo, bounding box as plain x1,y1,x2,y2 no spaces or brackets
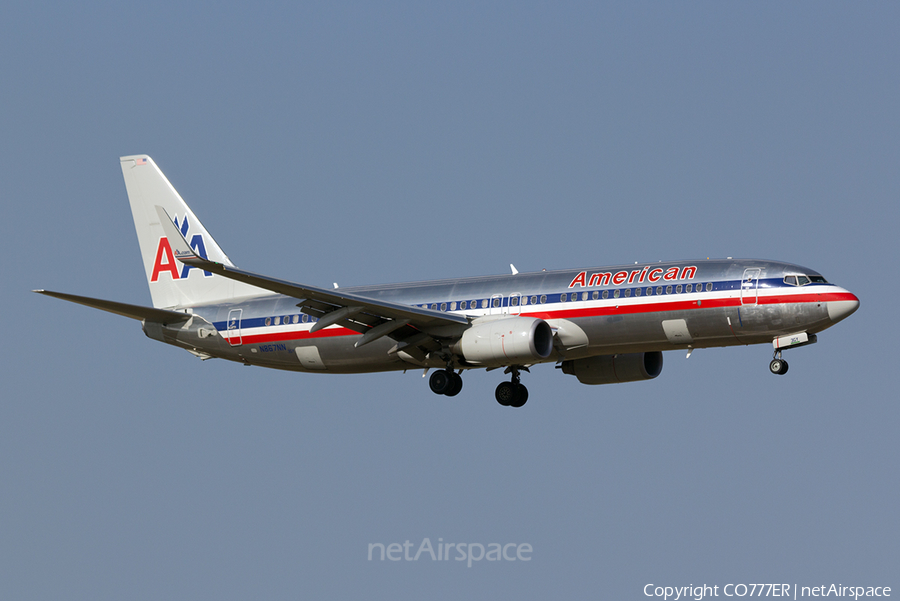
429,370,453,395
495,381,516,406
509,384,528,408
769,359,789,375
445,372,463,397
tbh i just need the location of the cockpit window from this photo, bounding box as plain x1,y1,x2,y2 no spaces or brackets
784,274,826,286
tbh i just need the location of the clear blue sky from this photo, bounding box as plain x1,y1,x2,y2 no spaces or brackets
1,2,897,599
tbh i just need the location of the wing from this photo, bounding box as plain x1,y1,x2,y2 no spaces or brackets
155,207,468,358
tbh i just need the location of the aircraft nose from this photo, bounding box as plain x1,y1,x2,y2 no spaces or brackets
827,292,859,323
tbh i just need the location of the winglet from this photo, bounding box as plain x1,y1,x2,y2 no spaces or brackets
155,205,198,258
153,205,219,273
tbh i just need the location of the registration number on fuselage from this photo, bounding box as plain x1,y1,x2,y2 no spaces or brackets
259,343,288,353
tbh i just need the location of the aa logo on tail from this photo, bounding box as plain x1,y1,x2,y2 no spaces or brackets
150,215,212,282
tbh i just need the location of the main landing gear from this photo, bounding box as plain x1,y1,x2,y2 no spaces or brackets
429,369,463,397
427,366,529,407
769,350,789,375
495,367,528,408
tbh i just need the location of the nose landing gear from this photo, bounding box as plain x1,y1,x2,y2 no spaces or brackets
769,351,789,375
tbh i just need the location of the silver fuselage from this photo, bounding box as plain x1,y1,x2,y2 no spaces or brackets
149,258,858,373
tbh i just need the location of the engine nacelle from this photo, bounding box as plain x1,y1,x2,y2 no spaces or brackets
452,317,554,366
561,351,663,385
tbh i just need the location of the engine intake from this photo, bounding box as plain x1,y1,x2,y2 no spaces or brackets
453,317,554,366
561,351,663,385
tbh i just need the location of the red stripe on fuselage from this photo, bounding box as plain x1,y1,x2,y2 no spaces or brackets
226,327,358,345
223,292,857,345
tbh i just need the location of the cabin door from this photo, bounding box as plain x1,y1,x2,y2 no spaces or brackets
227,309,243,346
740,268,761,306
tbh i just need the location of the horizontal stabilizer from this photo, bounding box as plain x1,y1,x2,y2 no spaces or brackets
33,290,190,324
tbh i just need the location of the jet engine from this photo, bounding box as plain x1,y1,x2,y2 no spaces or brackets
452,317,554,366
560,351,663,385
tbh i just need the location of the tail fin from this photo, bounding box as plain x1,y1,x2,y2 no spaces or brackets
120,155,260,308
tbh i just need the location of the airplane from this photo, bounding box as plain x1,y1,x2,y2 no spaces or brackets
35,155,859,408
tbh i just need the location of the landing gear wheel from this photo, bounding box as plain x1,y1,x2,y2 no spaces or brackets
495,381,517,406
509,384,528,408
429,370,453,395
769,358,789,375
445,372,463,397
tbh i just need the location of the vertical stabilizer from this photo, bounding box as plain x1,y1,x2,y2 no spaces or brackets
120,155,263,308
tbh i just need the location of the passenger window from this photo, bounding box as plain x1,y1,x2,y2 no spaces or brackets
482,299,489,309
657,286,663,295
706,283,712,291
560,294,566,303
582,292,588,301
531,296,538,305
624,288,631,297
666,285,673,294
302,314,308,323
685,284,693,292
602,290,609,299
431,304,437,310
492,298,500,308
521,297,528,306
592,291,599,300
613,290,620,299
265,317,272,326
676,285,682,294
274,316,281,325
540,295,547,304
441,303,447,311
635,287,641,296
646,287,652,296
511,297,519,306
